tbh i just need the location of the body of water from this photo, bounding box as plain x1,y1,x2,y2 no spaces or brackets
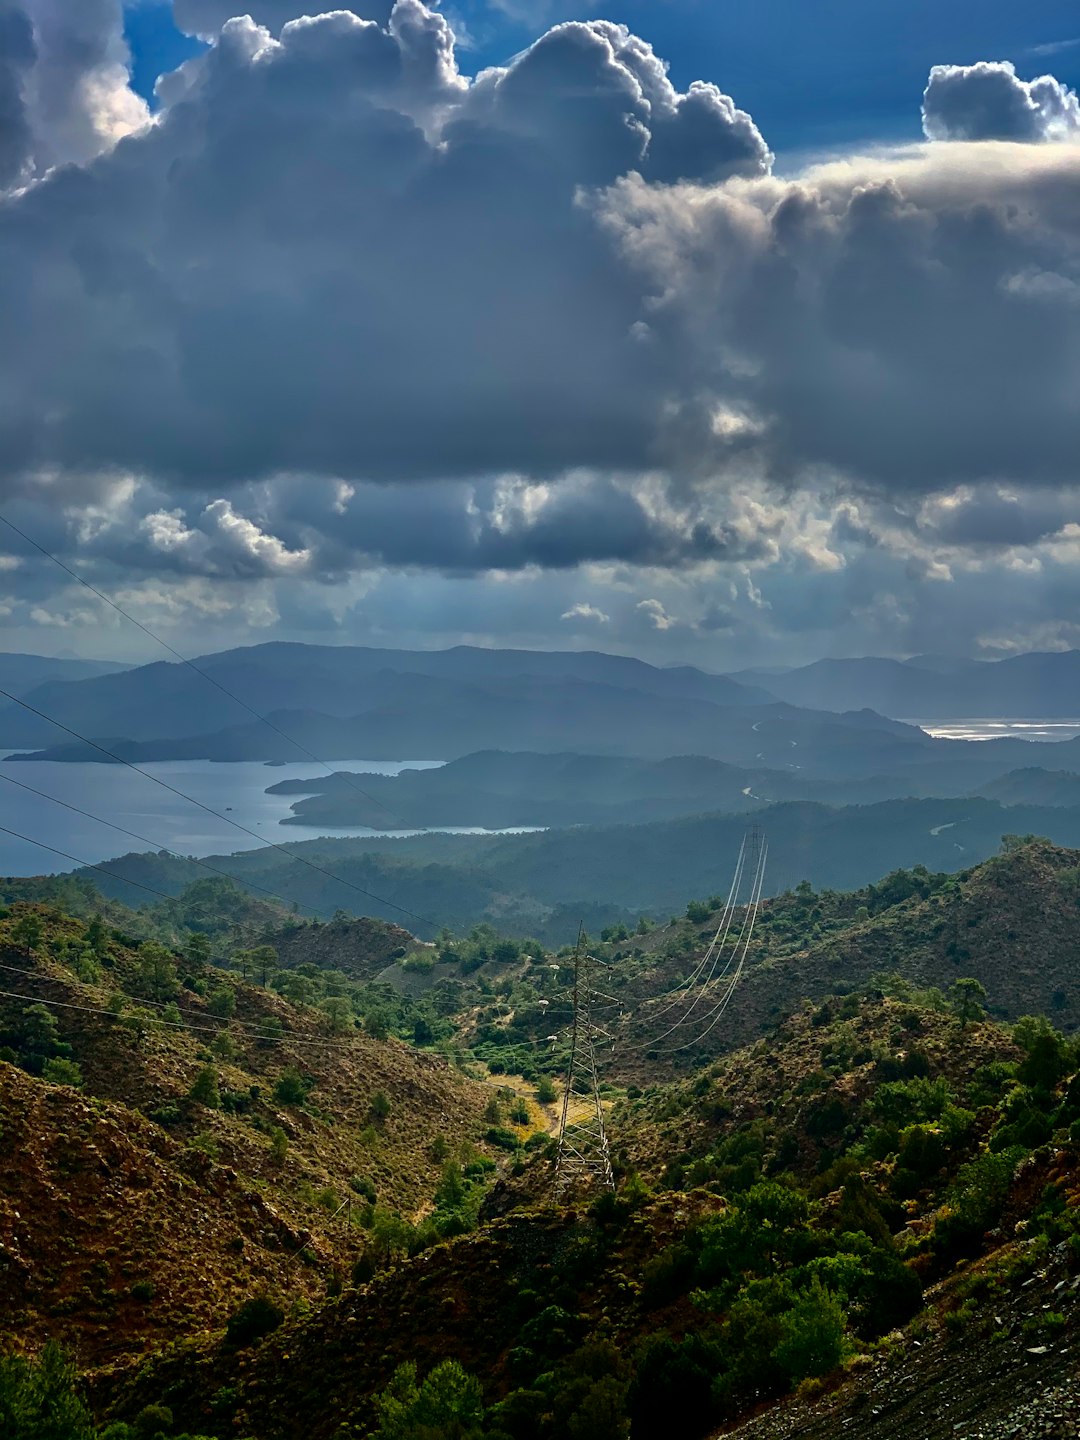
911,719,1080,742
0,758,535,878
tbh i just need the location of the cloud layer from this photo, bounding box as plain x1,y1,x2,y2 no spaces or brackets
3,5,1080,666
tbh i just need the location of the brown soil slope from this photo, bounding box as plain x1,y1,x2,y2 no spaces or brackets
0,908,495,1362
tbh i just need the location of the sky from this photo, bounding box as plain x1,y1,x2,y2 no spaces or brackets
3,0,1080,668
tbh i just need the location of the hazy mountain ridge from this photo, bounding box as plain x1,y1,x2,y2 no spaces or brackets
0,651,130,700
0,642,770,750
731,648,1080,719
266,751,1080,831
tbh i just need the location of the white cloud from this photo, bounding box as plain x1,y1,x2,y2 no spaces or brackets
922,60,1080,142
636,597,677,630
561,601,610,623
0,0,148,186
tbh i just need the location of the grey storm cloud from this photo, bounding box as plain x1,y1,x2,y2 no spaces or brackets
0,1,35,187
48,472,774,582
0,3,768,495
5,4,1080,645
922,61,1080,142
921,487,1079,549
595,137,1080,496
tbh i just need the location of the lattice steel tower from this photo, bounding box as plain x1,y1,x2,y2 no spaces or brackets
554,941,615,1199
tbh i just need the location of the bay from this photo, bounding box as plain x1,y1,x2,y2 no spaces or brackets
0,758,535,878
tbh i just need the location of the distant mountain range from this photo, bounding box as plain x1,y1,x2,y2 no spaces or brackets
1,640,941,777
0,641,769,752
730,649,1080,718
0,650,130,700
8,643,1080,821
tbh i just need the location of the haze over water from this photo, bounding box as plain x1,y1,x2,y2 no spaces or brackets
913,721,1080,743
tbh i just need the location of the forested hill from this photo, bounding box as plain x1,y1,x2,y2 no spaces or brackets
53,795,1080,941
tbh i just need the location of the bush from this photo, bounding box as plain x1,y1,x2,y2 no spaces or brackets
370,1090,392,1120
269,1127,288,1165
224,1295,285,1349
273,1067,309,1106
207,988,236,1020
486,1126,520,1151
774,1279,847,1382
372,1360,485,1440
0,1342,94,1440
187,1066,220,1108
536,1076,558,1105
630,1333,719,1440
41,1057,83,1089
350,1174,377,1203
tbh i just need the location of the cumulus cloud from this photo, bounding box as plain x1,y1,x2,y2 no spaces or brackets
636,597,677,630
132,498,312,577
7,12,1080,666
0,0,148,184
594,141,1080,496
922,61,1080,142
561,601,610,623
173,0,395,39
0,5,768,497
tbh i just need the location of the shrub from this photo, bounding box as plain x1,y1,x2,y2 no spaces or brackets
536,1076,558,1105
188,1066,220,1108
273,1067,309,1106
224,1295,285,1349
486,1126,520,1151
630,1333,720,1440
0,1342,94,1440
372,1360,485,1440
149,1103,182,1128
269,1127,288,1165
42,1057,83,1089
774,1279,847,1382
370,1090,392,1121
207,988,236,1020
131,1403,174,1439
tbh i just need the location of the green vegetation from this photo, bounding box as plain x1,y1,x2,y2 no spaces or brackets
4,844,1080,1440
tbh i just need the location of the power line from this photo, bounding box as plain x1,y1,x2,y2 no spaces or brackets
0,511,413,828
0,957,348,1048
553,933,614,1199
0,982,360,1051
0,686,449,933
638,833,748,1041
0,769,346,923
0,822,208,906
0,961,288,1045
662,836,768,1055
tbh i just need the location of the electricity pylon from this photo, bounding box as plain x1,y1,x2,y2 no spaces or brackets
554,939,614,1199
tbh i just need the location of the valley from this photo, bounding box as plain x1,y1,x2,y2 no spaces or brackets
6,644,1080,1440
